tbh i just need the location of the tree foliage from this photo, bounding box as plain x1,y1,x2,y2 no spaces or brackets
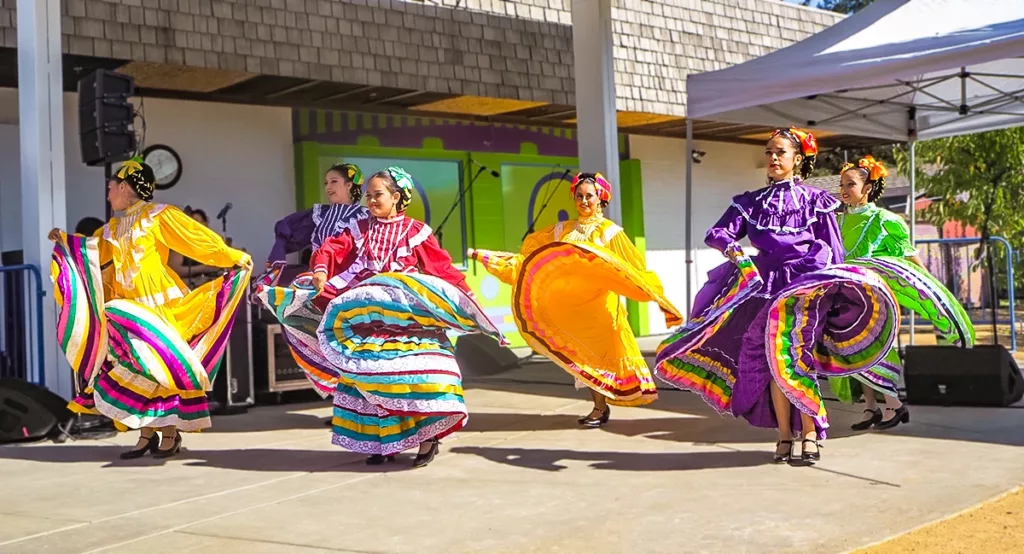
896,128,1024,295
802,0,875,13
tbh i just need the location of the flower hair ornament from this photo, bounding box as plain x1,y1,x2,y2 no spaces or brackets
115,156,155,201
770,127,818,158
842,155,889,202
571,172,612,203
385,166,415,211
842,155,889,182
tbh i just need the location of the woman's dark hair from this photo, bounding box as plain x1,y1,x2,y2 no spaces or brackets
574,173,609,209
844,166,887,203
369,169,412,212
326,163,363,203
772,130,816,179
190,208,209,224
74,217,105,236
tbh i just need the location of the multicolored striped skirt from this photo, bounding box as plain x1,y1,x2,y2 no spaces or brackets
829,255,975,402
52,232,251,432
318,272,503,455
255,271,340,398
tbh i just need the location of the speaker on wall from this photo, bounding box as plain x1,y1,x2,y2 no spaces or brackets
904,345,1024,407
77,69,137,167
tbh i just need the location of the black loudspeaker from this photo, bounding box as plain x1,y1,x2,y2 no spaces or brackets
77,69,137,166
209,304,255,415
0,378,73,444
455,334,520,377
904,345,1024,407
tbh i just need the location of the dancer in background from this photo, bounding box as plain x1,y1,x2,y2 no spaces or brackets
470,172,681,426
49,158,252,459
831,156,974,430
316,167,503,467
655,129,900,464
254,163,369,402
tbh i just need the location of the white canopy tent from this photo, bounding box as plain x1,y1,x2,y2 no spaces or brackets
680,0,1024,338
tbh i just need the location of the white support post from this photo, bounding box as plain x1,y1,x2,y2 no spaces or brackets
571,0,621,223
684,119,694,317
908,139,916,346
18,0,70,397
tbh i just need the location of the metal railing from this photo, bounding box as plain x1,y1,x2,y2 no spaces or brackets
0,264,46,385
915,237,1016,351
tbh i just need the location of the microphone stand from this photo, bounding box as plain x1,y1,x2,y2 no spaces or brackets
522,169,571,241
436,165,487,249
518,169,571,364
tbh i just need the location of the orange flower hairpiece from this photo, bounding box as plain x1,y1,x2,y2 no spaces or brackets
842,155,889,182
771,127,818,157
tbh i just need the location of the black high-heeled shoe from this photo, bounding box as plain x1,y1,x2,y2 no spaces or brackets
874,405,910,430
119,434,159,460
851,408,883,431
579,406,610,428
366,454,396,465
801,439,821,462
773,440,793,463
152,433,182,459
412,438,440,468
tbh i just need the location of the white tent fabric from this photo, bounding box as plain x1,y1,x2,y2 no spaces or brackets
687,0,1024,141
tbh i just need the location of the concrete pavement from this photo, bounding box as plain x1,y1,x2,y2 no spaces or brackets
1,359,1022,554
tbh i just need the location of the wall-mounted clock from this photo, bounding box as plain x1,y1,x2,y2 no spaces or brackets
143,144,182,189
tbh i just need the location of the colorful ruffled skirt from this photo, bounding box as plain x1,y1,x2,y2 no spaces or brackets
318,273,503,455
255,268,342,398
655,253,900,436
476,241,682,407
828,256,975,403
52,233,251,432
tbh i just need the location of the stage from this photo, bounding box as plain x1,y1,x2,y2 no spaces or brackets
0,358,1022,554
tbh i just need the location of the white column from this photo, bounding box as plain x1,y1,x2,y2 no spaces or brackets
18,0,70,397
571,0,621,223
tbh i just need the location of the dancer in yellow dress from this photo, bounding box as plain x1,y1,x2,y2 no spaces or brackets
469,172,681,426
49,158,252,459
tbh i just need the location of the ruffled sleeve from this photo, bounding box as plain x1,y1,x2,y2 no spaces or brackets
705,200,747,253
473,224,557,285
158,206,250,268
880,212,917,258
415,233,471,294
812,191,845,264
310,232,355,277
268,209,314,264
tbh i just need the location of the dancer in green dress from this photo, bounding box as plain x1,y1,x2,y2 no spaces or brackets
832,156,974,430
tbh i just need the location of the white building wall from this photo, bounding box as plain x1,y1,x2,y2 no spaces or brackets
629,135,765,334
0,88,295,267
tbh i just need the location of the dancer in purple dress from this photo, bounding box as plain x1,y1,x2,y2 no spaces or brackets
656,128,900,464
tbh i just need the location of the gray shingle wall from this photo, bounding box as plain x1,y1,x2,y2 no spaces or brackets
1,0,843,116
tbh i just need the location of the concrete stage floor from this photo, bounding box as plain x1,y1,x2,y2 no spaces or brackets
1,357,1022,554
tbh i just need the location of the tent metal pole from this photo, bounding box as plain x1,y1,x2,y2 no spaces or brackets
909,139,917,346
685,118,694,317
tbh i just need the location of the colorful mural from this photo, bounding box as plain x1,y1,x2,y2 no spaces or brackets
292,109,647,346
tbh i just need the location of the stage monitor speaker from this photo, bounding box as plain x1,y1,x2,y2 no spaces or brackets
455,334,520,377
77,69,136,166
904,345,1024,407
0,378,73,444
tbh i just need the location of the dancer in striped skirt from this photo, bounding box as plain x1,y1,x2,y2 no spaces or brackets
831,156,974,430
256,163,370,400
48,158,252,459
314,167,503,467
